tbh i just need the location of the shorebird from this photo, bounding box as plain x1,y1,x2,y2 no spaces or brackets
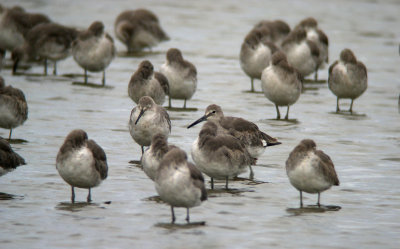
155,147,207,223
261,51,302,120
129,96,171,155
12,22,78,75
56,129,108,203
281,27,320,79
253,19,291,47
160,48,197,108
114,9,169,53
286,139,339,207
141,133,177,181
328,48,367,113
0,76,28,139
190,122,255,189
72,21,116,86
295,17,329,81
0,5,50,59
240,27,279,92
0,137,25,176
188,104,280,161
128,60,169,105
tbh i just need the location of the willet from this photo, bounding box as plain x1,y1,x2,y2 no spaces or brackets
155,147,207,223
12,22,78,75
261,51,302,120
72,21,116,86
281,27,319,79
190,121,255,189
295,17,329,81
240,27,279,92
128,60,169,105
0,5,50,60
142,133,177,181
0,137,25,176
56,129,108,203
129,96,171,155
0,76,28,140
328,48,367,113
286,139,339,207
114,9,169,53
253,19,291,47
188,104,280,166
160,48,197,108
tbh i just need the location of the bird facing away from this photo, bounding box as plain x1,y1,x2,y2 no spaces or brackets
12,22,78,75
129,96,171,155
72,21,116,86
187,104,280,168
160,48,197,108
0,76,28,140
253,19,291,47
128,60,169,105
261,51,303,120
114,9,169,52
0,137,25,176
286,139,339,207
56,129,108,203
190,121,255,189
0,5,50,56
141,133,177,181
295,17,329,81
281,27,320,78
155,147,207,223
240,27,279,92
328,48,367,113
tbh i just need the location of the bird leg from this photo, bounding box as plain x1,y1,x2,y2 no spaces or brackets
349,99,354,114
284,106,290,120
84,69,88,84
317,192,321,207
102,71,106,86
87,188,92,203
171,206,176,224
211,178,214,190
275,105,281,120
225,177,229,190
44,58,48,76
168,96,172,108
53,61,57,75
336,97,340,113
183,99,187,109
71,186,75,203
250,78,255,92
8,129,12,140
300,191,303,208
185,208,190,223
249,165,254,180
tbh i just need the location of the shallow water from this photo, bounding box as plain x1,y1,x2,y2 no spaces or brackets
1,0,400,248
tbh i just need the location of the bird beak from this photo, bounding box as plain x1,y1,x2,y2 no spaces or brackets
135,109,145,125
187,114,209,129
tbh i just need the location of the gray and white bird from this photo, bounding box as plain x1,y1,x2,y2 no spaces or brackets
240,27,279,92
72,21,116,86
295,17,329,81
286,139,339,207
155,147,207,223
281,27,319,79
141,133,177,181
0,76,28,140
0,137,25,176
190,121,255,189
0,5,50,60
128,60,169,105
160,48,197,109
114,9,169,53
56,129,108,203
261,51,302,120
328,48,367,113
129,96,171,155
12,22,78,75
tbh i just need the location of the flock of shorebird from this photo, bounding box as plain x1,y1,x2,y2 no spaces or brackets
0,5,368,224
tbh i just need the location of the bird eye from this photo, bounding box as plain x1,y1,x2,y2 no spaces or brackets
212,110,216,114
